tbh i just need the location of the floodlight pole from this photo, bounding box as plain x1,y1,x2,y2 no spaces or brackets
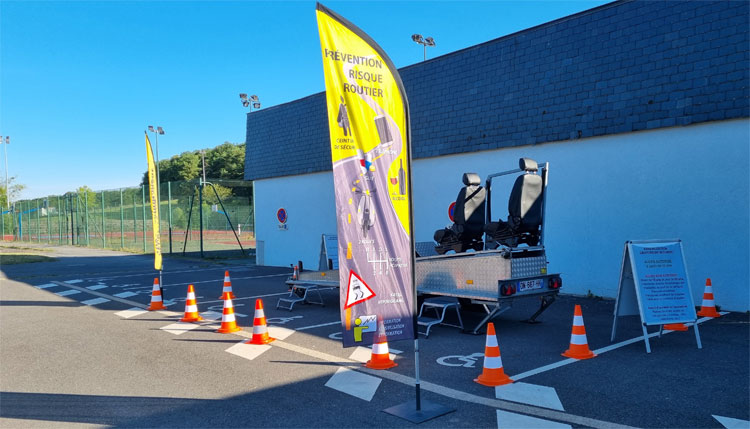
1,136,9,209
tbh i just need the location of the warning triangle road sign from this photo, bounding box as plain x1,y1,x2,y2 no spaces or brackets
345,270,376,309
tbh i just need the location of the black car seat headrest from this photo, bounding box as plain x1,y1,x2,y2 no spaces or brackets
462,172,481,186
519,158,538,172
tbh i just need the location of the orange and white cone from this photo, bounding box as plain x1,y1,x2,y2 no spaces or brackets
216,293,241,333
292,265,299,281
147,278,166,311
365,318,397,370
244,299,275,344
562,305,596,360
664,323,689,331
474,322,513,386
218,270,236,299
180,284,203,322
697,278,721,318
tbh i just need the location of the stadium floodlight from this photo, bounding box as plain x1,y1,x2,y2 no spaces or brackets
412,33,436,61
239,93,261,111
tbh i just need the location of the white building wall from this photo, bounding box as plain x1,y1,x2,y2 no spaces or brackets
254,119,750,311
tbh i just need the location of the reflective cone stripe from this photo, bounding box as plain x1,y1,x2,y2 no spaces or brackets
562,305,596,360
245,299,274,344
216,293,241,333
474,323,513,386
292,265,299,281
697,278,721,318
365,318,397,370
147,278,166,311
219,270,236,299
180,285,203,322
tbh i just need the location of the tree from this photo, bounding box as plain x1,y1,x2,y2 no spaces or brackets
76,186,99,208
205,142,246,180
0,176,26,209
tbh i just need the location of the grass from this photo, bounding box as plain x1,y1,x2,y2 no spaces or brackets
0,253,57,264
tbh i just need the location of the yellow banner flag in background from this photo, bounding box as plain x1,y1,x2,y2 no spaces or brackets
145,133,162,271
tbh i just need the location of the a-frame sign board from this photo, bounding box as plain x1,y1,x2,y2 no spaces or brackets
611,239,702,353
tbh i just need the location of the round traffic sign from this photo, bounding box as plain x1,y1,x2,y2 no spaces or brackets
277,208,288,224
448,202,456,222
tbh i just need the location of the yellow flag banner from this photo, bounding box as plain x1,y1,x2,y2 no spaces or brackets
317,3,415,347
145,133,162,271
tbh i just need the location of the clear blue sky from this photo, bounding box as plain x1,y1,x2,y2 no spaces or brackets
1,0,608,200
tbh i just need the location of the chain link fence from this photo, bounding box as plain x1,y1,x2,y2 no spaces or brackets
2,179,254,259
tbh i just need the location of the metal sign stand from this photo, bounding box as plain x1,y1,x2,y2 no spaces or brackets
611,239,702,353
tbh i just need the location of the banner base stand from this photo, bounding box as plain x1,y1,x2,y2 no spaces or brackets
382,400,454,424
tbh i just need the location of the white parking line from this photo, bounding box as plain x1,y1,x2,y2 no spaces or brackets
113,291,138,298
86,285,108,290
510,313,728,381
35,283,56,289
115,308,148,319
55,290,81,297
81,297,111,306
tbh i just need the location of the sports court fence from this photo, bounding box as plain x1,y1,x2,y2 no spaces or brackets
1,179,254,259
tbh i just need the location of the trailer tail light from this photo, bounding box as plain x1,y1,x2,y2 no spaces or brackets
500,282,516,296
548,276,562,290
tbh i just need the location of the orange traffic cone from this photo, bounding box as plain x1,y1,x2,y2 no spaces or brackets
474,322,513,386
218,270,236,299
245,299,275,344
292,265,299,281
664,323,689,331
147,278,166,311
365,317,397,370
697,278,721,318
216,293,241,333
180,284,203,322
562,305,596,360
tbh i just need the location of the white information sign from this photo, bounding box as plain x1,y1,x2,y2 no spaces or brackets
611,239,701,353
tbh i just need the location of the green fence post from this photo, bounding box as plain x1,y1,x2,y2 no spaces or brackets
199,180,204,258
27,200,32,241
120,189,124,249
47,198,51,243
142,185,147,253
84,192,90,246
58,196,62,244
168,181,173,254
132,194,137,245
101,191,106,248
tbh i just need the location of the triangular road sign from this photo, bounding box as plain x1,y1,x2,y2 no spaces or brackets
345,270,376,309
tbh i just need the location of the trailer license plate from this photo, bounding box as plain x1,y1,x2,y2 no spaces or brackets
518,279,543,292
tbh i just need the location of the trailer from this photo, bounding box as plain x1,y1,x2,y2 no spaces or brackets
279,158,562,336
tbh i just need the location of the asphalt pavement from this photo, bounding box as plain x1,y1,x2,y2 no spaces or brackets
0,243,748,428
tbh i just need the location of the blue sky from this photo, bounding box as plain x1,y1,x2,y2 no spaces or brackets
1,0,608,200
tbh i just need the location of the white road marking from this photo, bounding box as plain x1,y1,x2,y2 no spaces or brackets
267,326,295,340
200,311,223,321
225,341,272,361
160,321,201,335
495,382,564,411
35,283,56,289
297,321,340,331
158,310,181,317
325,367,381,402
115,308,147,319
271,340,635,428
713,415,750,428
511,313,728,381
496,410,571,429
51,281,146,309
64,279,83,284
113,291,138,298
81,297,111,306
55,290,81,297
86,285,108,290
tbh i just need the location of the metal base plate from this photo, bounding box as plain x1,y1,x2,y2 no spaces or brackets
382,400,455,424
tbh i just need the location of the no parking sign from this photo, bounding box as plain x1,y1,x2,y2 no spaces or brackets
277,208,288,230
